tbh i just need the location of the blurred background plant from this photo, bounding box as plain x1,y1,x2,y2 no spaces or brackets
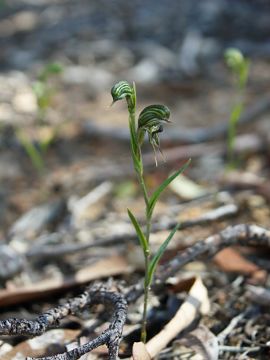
0,1,270,358
16,62,63,173
32,62,63,123
225,48,250,169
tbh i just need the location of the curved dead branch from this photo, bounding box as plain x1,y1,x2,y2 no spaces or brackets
0,287,127,360
126,224,270,303
158,223,270,282
1,224,269,359
27,203,239,260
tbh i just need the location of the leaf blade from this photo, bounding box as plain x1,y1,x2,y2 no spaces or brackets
147,224,180,285
127,209,149,253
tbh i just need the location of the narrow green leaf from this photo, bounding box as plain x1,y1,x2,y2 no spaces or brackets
148,159,191,218
230,103,243,125
228,103,243,153
17,131,44,173
147,224,180,285
132,81,137,109
127,209,149,254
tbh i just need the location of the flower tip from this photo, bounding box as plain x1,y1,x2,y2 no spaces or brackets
225,48,245,70
110,81,133,104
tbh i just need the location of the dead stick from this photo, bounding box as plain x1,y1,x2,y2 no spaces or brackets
60,131,267,188
126,224,270,303
84,95,270,144
1,203,237,280
0,287,127,360
1,224,269,358
217,311,246,345
27,204,239,260
158,224,270,283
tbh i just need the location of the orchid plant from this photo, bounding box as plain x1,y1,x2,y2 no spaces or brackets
111,81,190,342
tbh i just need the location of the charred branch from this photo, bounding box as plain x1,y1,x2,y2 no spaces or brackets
0,287,127,360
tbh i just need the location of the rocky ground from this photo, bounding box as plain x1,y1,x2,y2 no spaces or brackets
0,1,270,359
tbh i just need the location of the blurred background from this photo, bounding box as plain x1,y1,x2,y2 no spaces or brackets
1,3,270,358
0,0,270,230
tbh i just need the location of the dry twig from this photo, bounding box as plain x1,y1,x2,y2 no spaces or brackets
158,224,270,283
1,224,269,359
27,203,239,260
126,224,270,303
84,95,270,144
0,286,127,360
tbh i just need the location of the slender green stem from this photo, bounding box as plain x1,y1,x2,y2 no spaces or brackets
136,158,152,342
138,149,149,208
140,209,153,342
141,250,150,343
139,178,149,209
227,90,244,168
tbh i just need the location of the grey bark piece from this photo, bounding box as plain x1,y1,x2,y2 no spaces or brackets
0,244,24,280
9,200,66,240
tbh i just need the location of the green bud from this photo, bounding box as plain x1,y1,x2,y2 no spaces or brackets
225,48,249,89
225,48,244,71
111,81,133,104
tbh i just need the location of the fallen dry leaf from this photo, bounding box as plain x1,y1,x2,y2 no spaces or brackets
0,255,131,307
169,174,208,200
166,276,198,294
214,247,260,274
216,246,265,271
132,342,151,360
145,277,210,358
174,324,219,360
214,248,267,285
1,329,80,360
